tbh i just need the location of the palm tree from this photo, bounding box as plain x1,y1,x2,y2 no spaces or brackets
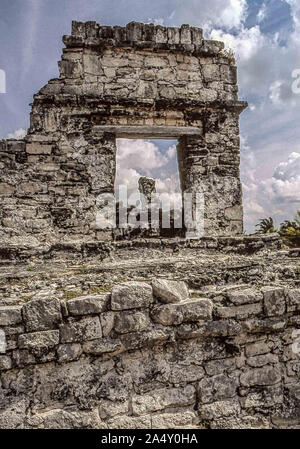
255,217,277,234
279,210,300,247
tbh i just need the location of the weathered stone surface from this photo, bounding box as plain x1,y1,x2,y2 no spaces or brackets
0,19,298,430
83,337,124,355
22,297,62,332
132,385,195,415
198,374,238,403
98,400,128,420
60,316,102,343
0,355,12,370
120,328,172,350
114,311,151,334
107,415,151,429
285,288,300,312
25,408,105,429
0,306,22,326
199,399,240,420
100,312,115,337
111,282,153,310
57,343,82,363
228,289,260,305
152,411,199,429
216,302,262,320
26,143,52,155
152,279,189,303
240,366,282,387
67,294,109,315
262,287,286,317
152,298,213,325
247,353,279,368
18,330,59,356
245,341,269,357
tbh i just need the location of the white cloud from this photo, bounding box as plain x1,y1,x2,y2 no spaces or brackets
115,139,181,208
147,17,164,25
116,139,168,173
273,152,300,181
6,128,26,139
257,3,267,23
166,144,176,159
242,149,300,232
173,0,247,31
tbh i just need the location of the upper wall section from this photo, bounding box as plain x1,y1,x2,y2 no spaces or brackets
0,22,248,244
30,21,247,135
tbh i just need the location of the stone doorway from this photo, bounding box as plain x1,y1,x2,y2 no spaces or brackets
114,138,183,239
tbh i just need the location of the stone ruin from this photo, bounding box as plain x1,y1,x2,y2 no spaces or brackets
0,20,247,247
0,22,299,429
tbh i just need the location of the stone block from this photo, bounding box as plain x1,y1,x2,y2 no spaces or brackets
247,354,278,368
0,355,12,370
245,341,269,357
100,312,115,337
83,337,124,355
0,306,22,326
98,400,128,420
26,143,52,155
120,329,172,351
22,297,62,332
0,183,15,195
114,311,151,334
152,411,198,429
151,279,189,303
151,298,213,326
227,289,260,305
111,282,153,310
67,294,109,315
83,53,101,75
285,288,300,312
216,303,262,320
57,343,82,363
224,205,243,220
18,330,59,357
202,64,220,82
199,399,240,420
198,374,238,403
60,316,102,343
107,415,151,429
262,287,286,316
132,385,195,416
240,366,282,387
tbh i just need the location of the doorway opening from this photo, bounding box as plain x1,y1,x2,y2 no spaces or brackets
114,138,184,239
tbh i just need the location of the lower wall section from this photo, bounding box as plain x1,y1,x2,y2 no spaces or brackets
0,280,299,429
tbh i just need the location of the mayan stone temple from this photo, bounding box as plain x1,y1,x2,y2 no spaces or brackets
0,21,299,429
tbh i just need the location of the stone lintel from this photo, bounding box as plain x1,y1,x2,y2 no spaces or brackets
93,125,202,139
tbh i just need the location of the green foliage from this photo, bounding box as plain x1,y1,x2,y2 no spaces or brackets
255,211,300,247
255,217,277,234
279,210,300,248
88,285,112,294
62,291,82,300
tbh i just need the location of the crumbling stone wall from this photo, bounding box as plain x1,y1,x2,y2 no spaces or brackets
0,21,247,244
0,279,299,429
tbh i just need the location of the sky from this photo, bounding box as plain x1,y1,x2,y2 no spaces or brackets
0,0,300,233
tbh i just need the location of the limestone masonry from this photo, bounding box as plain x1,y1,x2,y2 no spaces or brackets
0,21,299,429
0,20,247,244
